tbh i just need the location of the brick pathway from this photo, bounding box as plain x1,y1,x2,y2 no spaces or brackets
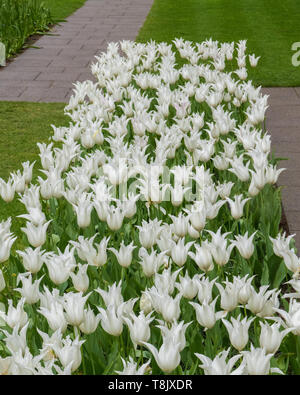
262,87,300,250
0,0,153,102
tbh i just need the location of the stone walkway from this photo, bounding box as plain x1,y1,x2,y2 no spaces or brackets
0,0,299,249
262,87,300,250
0,0,153,102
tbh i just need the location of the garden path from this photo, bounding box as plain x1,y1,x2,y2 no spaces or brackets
0,0,154,102
262,87,300,251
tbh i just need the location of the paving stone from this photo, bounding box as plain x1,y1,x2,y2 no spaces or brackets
36,71,81,82
47,58,81,67
277,170,300,187
0,80,52,88
38,87,71,100
285,212,300,233
0,71,41,81
36,37,72,47
281,187,300,212
272,152,300,170
293,87,300,98
8,53,55,63
271,141,300,153
17,88,45,101
21,47,63,57
0,87,25,97
77,45,105,54
270,127,300,145
77,72,97,82
59,47,98,57
263,87,300,98
266,106,300,128
10,66,65,74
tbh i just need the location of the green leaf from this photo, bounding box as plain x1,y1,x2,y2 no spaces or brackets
65,223,77,240
273,261,287,288
51,233,60,246
261,259,269,285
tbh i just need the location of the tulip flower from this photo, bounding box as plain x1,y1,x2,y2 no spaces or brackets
115,357,151,375
96,281,124,308
142,338,181,373
21,220,51,248
241,345,283,375
175,272,198,299
109,241,136,268
259,322,292,355
63,292,91,327
39,301,68,333
231,231,257,259
170,238,194,267
189,241,214,273
195,348,244,375
226,194,250,220
273,299,300,335
15,273,43,305
222,315,254,351
70,264,89,292
0,178,15,202
0,298,28,329
17,246,48,274
3,323,29,355
123,311,154,348
139,247,166,277
79,306,101,335
0,269,5,292
98,304,124,336
54,335,85,372
190,298,225,330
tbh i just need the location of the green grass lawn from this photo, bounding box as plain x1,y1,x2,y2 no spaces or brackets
136,0,300,86
0,102,69,246
42,0,86,22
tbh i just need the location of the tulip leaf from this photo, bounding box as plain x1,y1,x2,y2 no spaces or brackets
65,223,77,240
261,259,269,285
273,261,288,288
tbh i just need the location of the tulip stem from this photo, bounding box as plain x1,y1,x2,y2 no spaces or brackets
121,266,125,283
82,343,87,375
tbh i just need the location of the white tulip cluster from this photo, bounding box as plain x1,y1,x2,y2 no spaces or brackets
0,38,298,375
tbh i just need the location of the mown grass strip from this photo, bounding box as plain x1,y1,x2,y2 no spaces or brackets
0,101,69,246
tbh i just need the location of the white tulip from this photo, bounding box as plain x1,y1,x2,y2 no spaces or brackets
222,315,254,351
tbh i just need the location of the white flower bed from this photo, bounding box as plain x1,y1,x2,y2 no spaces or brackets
0,38,298,375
